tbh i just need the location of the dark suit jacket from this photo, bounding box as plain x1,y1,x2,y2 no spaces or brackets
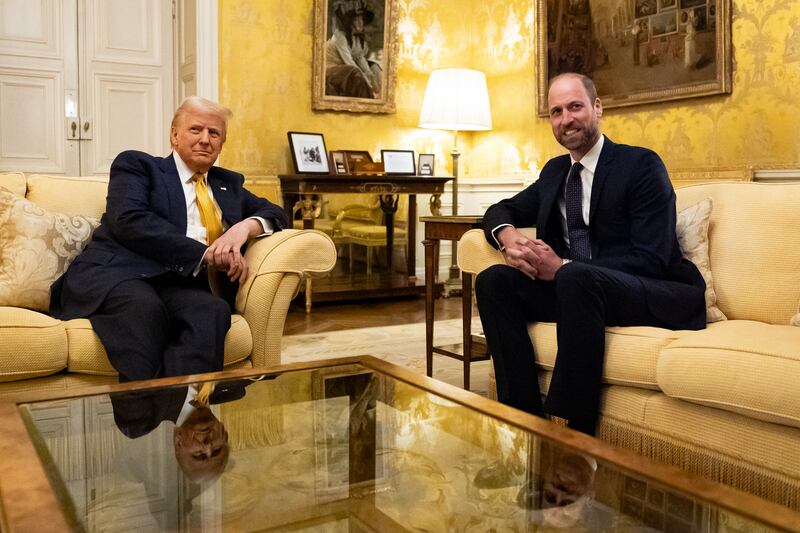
50,150,288,319
482,137,706,330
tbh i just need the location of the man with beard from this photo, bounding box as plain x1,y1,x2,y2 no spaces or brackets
475,73,705,436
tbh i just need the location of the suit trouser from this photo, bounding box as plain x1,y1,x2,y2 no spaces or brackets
89,273,231,382
475,261,665,436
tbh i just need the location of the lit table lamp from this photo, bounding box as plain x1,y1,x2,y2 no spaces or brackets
419,68,492,294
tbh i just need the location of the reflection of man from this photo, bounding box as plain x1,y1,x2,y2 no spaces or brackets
111,380,249,482
476,73,706,436
518,453,603,527
325,0,382,98
50,97,288,382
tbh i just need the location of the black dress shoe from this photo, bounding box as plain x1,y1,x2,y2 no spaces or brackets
473,461,522,489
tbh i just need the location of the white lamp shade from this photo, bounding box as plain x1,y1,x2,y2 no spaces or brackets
418,68,492,131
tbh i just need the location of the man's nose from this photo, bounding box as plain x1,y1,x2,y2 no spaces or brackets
198,129,210,144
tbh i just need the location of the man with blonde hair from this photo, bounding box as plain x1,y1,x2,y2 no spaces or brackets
51,97,287,382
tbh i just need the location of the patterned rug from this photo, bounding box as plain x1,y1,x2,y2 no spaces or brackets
281,318,491,397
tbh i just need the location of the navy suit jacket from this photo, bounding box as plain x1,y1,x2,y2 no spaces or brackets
482,137,706,330
50,150,288,319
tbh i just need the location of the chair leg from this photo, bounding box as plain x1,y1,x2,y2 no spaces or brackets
366,246,373,275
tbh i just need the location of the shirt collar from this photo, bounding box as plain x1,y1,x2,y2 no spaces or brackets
570,134,605,174
172,152,206,184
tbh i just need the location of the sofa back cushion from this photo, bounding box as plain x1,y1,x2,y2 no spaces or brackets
676,182,800,325
0,172,26,197
26,174,109,218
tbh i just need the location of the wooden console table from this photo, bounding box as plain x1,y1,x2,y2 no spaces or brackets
279,174,453,309
421,215,490,390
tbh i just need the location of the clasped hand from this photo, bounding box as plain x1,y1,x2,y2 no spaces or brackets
203,219,261,282
497,227,564,281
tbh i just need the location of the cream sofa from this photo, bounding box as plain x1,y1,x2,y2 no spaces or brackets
458,181,800,510
0,172,336,400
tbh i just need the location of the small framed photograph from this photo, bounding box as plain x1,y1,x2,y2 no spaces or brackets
381,149,416,176
343,150,373,169
288,131,330,174
418,153,435,176
329,150,348,174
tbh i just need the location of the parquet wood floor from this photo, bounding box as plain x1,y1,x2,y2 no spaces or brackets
283,295,469,335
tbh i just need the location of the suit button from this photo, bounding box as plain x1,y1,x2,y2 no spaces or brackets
139,274,146,278
178,267,184,272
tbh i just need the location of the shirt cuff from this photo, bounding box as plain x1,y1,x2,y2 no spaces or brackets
491,224,514,250
193,249,210,277
248,216,274,237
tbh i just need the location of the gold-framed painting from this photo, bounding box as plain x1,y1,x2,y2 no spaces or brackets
535,0,731,116
312,0,399,114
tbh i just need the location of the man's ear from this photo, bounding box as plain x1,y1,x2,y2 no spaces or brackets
594,98,603,118
170,126,178,147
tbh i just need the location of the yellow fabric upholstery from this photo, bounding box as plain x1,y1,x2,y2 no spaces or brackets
460,181,800,508
0,173,336,396
26,174,109,218
529,322,688,389
0,173,26,197
658,320,800,429
64,314,253,375
676,182,800,325
0,307,67,382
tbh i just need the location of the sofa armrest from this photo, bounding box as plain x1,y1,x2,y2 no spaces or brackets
235,229,336,368
457,229,506,275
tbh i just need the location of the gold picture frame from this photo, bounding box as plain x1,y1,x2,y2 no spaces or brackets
535,0,731,116
312,0,399,114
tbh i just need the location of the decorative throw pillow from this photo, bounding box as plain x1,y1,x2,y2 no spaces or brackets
0,187,99,312
791,313,800,327
676,197,726,323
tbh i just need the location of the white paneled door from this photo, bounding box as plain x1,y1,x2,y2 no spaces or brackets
0,0,174,176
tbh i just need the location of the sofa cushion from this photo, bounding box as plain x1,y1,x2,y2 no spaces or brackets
65,314,253,375
0,172,26,197
676,183,800,325
657,320,800,429
0,307,67,382
0,189,99,311
676,198,725,323
25,174,109,218
529,322,689,389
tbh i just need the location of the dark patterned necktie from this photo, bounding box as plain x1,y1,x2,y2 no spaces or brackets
565,162,591,261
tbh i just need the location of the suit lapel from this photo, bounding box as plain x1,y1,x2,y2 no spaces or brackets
160,155,188,232
589,137,616,224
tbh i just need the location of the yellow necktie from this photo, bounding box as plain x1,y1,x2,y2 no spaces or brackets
192,173,223,244
193,381,216,408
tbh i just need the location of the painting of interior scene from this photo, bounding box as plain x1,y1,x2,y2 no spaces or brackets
545,0,719,105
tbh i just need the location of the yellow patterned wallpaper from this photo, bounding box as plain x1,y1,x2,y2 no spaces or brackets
218,0,482,178
219,0,800,180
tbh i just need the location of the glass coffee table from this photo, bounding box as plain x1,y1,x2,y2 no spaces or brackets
1,356,798,532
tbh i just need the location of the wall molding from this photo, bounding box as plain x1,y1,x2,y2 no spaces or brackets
195,0,218,101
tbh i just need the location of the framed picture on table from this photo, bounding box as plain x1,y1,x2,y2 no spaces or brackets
288,131,330,174
381,149,415,175
329,150,349,174
418,153,434,176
